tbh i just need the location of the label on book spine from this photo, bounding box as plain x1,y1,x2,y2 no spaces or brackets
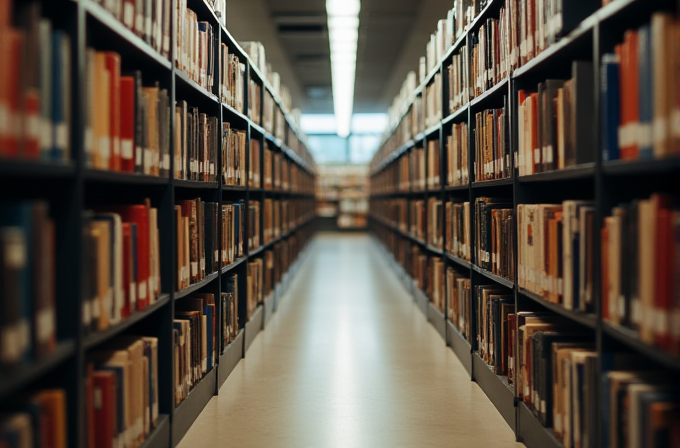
122,140,133,160
139,280,147,300
653,117,669,146
191,262,198,277
36,308,55,342
56,123,68,153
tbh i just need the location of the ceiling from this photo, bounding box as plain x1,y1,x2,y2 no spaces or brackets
228,0,454,115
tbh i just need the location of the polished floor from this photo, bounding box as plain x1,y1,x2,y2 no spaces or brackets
178,233,524,448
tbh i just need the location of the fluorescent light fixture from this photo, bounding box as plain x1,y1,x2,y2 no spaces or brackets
326,0,360,138
326,0,360,17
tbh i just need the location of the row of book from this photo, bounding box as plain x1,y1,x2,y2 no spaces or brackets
173,293,218,406
82,201,162,336
445,201,471,262
447,122,470,186
476,284,514,374
175,199,245,291
175,1,215,92
517,201,596,313
247,259,263,320
447,269,472,341
248,80,261,126
85,335,159,448
0,201,57,366
427,198,443,250
410,200,426,243
474,100,510,181
424,74,443,129
0,389,67,447
446,46,470,115
86,53,170,176
475,197,515,280
220,45,245,113
249,140,261,189
222,124,247,186
94,0,171,59
602,13,680,163
428,257,446,314
602,193,680,355
174,104,219,182
0,3,71,162
411,245,428,295
471,17,509,98
517,62,594,176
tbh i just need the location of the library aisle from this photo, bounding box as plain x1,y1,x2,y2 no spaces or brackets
178,233,522,448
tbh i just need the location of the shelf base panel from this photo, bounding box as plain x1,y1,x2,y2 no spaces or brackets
172,368,217,447
414,286,428,319
141,415,170,448
427,303,447,344
244,306,264,355
218,330,244,388
264,292,275,328
518,402,563,448
472,353,516,432
447,321,472,376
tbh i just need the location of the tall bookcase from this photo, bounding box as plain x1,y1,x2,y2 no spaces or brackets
0,1,317,447
369,1,680,447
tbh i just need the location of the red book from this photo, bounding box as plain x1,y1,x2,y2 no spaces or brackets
121,223,133,318
103,52,121,171
0,1,12,27
106,204,150,310
85,364,96,448
530,93,539,175
120,77,135,173
92,372,116,448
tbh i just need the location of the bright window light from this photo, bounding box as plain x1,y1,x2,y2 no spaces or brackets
327,0,360,138
300,114,337,134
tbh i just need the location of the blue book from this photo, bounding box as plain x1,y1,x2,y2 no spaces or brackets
50,31,70,162
638,26,654,159
0,202,35,363
601,54,621,162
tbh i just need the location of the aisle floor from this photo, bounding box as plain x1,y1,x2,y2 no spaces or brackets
178,233,523,448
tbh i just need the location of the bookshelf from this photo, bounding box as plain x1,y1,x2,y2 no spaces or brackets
316,164,369,231
0,1,316,447
369,1,680,447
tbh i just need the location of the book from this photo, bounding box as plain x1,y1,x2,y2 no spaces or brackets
175,5,215,92
446,269,472,340
87,336,159,448
0,201,58,365
85,58,170,176
601,194,679,354
446,122,469,186
475,197,513,278
445,200,471,262
602,14,680,162
174,103,219,182
474,99,510,181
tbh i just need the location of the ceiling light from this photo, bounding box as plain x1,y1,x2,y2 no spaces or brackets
326,0,360,17
327,0,360,138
